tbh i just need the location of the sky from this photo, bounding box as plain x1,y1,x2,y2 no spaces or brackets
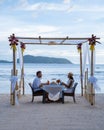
0,0,104,64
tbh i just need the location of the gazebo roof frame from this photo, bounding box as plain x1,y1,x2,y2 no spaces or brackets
9,34,100,106
15,36,100,45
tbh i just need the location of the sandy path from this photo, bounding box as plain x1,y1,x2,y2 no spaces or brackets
0,94,104,130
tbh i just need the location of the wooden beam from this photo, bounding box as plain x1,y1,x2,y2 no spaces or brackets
23,43,88,45
12,37,100,40
60,36,68,44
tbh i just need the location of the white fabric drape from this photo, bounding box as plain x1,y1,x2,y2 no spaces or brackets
82,43,91,75
17,43,23,70
10,76,20,105
83,44,100,91
88,76,100,91
10,76,18,93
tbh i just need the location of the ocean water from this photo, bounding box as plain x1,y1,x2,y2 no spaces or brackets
0,63,104,94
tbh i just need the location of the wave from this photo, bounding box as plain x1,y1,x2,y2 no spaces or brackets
0,63,104,93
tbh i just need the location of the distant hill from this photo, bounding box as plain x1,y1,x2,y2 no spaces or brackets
0,55,72,64
17,55,72,64
0,60,12,63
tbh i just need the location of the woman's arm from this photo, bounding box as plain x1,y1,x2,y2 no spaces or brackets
61,80,74,88
61,82,69,88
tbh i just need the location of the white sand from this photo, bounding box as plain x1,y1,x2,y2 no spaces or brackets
0,94,104,130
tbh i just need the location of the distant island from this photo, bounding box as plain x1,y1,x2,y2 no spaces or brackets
0,55,72,64
0,60,12,63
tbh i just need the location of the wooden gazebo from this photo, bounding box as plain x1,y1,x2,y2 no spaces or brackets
8,34,100,105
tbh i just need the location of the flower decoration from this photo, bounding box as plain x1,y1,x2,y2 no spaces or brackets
9,34,18,51
20,42,26,53
88,34,96,51
77,43,82,53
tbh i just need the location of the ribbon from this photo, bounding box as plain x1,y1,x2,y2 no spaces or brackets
21,48,25,53
17,43,23,70
78,48,81,53
11,44,17,51
20,42,26,53
77,44,82,53
90,45,95,50
88,76,101,91
10,76,18,93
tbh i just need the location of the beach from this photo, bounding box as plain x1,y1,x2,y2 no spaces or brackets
0,63,104,130
0,94,104,130
0,0,104,129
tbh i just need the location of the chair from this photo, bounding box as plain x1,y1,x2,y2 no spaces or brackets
28,83,46,103
62,82,78,103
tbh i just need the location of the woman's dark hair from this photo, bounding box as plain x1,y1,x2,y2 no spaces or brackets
36,71,42,76
70,76,74,80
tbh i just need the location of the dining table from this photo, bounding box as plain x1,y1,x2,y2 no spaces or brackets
42,84,65,101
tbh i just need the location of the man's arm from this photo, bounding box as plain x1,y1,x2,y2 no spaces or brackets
39,82,49,88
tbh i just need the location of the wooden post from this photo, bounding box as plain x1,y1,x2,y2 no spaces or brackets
21,51,25,95
84,71,87,98
84,68,88,100
90,49,95,105
80,49,83,96
86,68,88,100
13,49,16,75
10,49,16,105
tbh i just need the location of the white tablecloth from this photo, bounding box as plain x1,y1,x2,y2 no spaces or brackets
43,84,65,101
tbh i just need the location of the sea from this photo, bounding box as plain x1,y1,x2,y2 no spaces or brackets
0,63,104,94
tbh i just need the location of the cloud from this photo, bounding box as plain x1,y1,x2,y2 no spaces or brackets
63,0,71,4
75,18,84,23
25,45,78,58
10,25,59,34
14,1,99,14
14,0,72,12
0,0,104,63
68,5,104,13
18,1,104,13
13,0,28,8
0,0,5,4
0,16,61,42
36,25,60,33
0,11,103,43
0,13,60,38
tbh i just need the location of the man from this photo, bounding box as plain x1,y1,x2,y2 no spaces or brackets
32,71,48,91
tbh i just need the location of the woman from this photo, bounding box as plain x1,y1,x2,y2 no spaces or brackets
62,72,74,88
